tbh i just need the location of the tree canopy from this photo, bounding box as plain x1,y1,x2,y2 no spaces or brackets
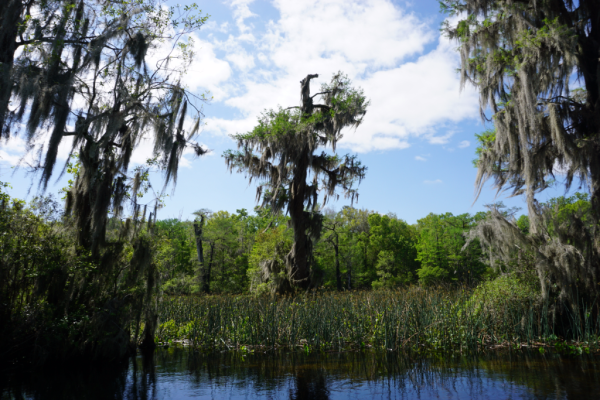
443,0,600,225
444,0,600,307
0,0,210,361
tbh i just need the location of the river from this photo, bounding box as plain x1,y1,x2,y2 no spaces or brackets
2,348,599,399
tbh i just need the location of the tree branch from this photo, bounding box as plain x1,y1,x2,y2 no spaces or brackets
311,91,331,99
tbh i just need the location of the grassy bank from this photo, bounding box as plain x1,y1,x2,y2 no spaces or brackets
156,287,600,354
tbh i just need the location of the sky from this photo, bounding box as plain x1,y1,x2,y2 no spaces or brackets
0,0,581,224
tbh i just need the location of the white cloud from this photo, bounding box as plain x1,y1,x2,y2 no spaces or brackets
458,140,470,148
0,128,72,169
195,0,479,153
184,38,233,101
424,131,455,145
552,160,569,175
415,156,427,161
226,51,255,71
204,21,230,34
0,138,26,166
224,0,257,35
423,179,443,184
268,0,431,68
144,33,233,102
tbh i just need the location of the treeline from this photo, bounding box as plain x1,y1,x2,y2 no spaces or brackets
97,193,592,296
4,184,592,301
156,207,489,294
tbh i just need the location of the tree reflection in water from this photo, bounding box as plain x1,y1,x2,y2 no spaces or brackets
289,364,330,400
2,349,600,399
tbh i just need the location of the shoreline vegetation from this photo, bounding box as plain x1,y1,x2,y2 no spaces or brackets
2,185,599,370
155,287,600,356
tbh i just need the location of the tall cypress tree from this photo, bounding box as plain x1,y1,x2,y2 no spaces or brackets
225,73,368,291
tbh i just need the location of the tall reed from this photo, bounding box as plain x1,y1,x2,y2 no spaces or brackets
156,287,600,353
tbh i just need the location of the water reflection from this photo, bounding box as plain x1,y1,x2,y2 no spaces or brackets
2,349,599,399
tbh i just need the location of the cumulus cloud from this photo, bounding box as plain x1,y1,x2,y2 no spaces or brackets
0,138,26,166
458,140,470,148
0,128,72,168
415,156,427,161
224,0,257,35
204,20,230,34
423,130,455,145
192,0,478,153
226,51,255,71
182,38,233,101
424,179,443,184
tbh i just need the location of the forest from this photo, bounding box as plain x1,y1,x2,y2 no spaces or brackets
2,0,600,368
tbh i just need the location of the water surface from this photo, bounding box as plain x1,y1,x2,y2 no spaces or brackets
2,349,599,399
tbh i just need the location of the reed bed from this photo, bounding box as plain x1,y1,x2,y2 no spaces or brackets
155,287,600,353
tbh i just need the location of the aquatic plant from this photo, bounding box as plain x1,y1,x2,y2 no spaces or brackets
156,288,600,353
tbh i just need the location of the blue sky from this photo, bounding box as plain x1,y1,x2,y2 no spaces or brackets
0,0,581,223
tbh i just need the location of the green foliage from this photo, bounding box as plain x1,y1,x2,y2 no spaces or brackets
0,188,97,360
248,225,293,294
60,153,81,199
157,287,599,353
235,108,303,141
542,192,592,237
417,266,450,286
204,211,247,293
441,1,600,312
517,215,530,234
1,174,175,363
334,207,371,288
369,213,418,288
155,219,195,276
313,208,420,290
4,176,599,362
155,208,275,295
415,213,488,286
473,128,496,168
468,275,540,319
372,250,413,289
162,274,199,296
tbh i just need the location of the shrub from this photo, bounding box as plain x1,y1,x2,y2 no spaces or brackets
247,226,293,294
417,265,450,286
162,274,200,295
468,274,540,318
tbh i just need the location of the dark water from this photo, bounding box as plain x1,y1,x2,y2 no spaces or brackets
2,349,600,399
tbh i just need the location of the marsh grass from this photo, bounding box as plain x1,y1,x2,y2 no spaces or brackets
156,287,600,354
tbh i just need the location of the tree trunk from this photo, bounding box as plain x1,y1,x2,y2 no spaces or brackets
578,1,600,225
334,233,342,291
286,157,310,288
578,6,600,301
0,0,23,138
346,258,352,290
220,249,225,287
284,74,320,290
140,261,157,351
193,216,208,293
205,242,215,294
